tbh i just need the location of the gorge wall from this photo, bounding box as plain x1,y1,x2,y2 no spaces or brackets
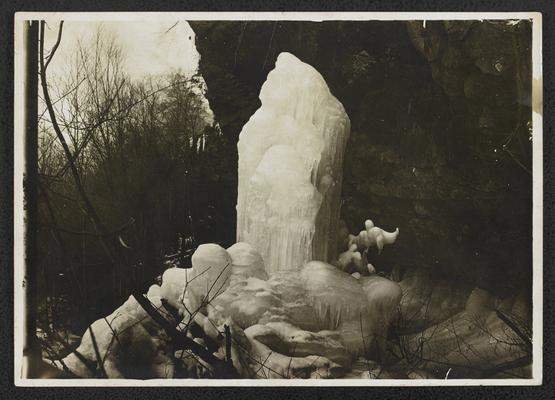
189,20,533,298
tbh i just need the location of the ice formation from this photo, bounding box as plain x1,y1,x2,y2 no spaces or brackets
62,239,407,378
299,261,402,359
236,52,350,273
348,219,400,255
60,294,175,378
334,218,398,275
334,243,368,275
159,243,232,314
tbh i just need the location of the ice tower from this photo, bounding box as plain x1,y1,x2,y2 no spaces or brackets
236,52,350,273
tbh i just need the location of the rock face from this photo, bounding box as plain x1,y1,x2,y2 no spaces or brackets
236,52,350,272
190,20,532,298
395,268,472,334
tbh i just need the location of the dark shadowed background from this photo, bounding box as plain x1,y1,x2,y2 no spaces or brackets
190,19,533,300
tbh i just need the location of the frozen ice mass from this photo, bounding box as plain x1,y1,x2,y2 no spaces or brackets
236,52,351,273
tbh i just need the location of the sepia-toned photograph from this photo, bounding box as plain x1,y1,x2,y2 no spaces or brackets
13,12,543,386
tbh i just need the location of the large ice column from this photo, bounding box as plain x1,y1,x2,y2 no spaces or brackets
237,52,350,273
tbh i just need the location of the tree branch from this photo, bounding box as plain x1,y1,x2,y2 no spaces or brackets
131,292,238,378
44,21,64,71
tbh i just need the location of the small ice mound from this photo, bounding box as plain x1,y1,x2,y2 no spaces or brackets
359,275,402,358
300,261,365,330
61,295,174,379
188,243,232,311
210,276,281,329
160,267,188,311
147,283,161,299
158,244,232,316
227,242,268,281
300,261,402,360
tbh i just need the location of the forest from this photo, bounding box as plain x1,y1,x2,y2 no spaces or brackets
36,22,236,351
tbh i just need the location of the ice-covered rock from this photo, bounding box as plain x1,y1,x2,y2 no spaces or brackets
395,268,471,334
227,242,268,282
360,275,403,359
236,52,350,273
159,267,188,311
299,261,402,359
399,287,531,378
300,261,365,330
245,322,351,367
187,243,232,312
61,295,175,379
211,277,282,328
334,243,369,275
244,333,346,378
147,283,161,299
157,243,232,316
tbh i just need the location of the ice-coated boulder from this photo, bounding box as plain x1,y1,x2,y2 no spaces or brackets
300,261,366,330
236,52,350,273
245,322,351,367
157,243,232,315
334,243,367,275
60,295,175,379
187,243,232,311
159,267,188,311
211,277,282,328
227,242,268,282
400,287,531,378
244,330,346,378
396,268,471,334
299,261,402,359
360,275,403,358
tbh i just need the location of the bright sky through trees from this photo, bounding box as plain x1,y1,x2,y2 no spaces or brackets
42,19,199,81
